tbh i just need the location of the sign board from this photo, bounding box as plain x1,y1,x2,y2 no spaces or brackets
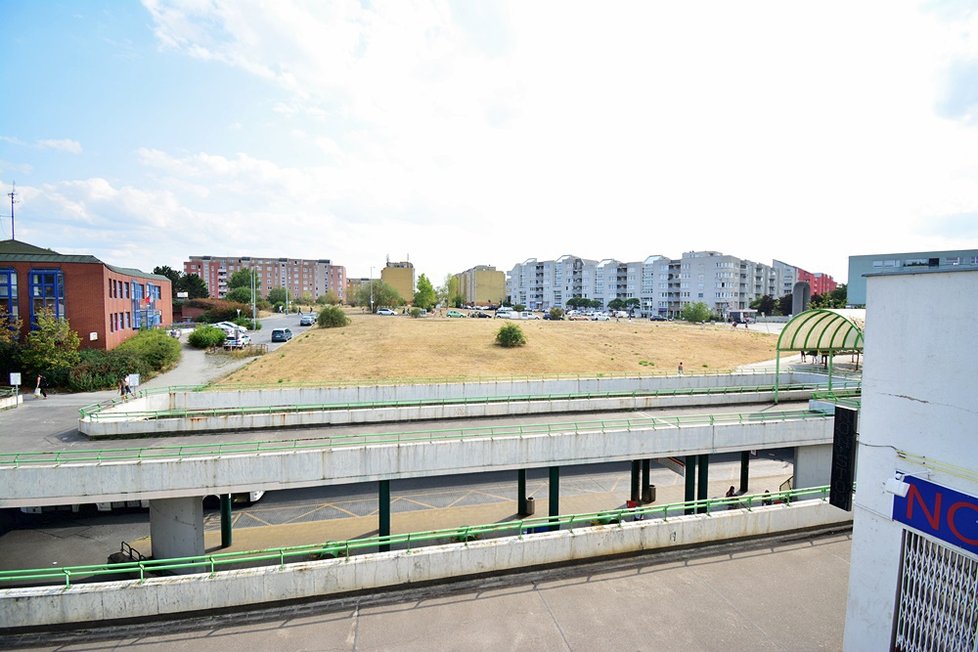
829,406,857,511
893,476,978,556
9,372,21,386
127,373,140,388
177,292,189,298
89,331,98,341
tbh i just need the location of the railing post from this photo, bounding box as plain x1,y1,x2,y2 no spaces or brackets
684,455,697,515
548,466,560,531
696,454,709,514
220,494,233,548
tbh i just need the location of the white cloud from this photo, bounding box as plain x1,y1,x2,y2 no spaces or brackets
36,139,83,154
11,0,974,285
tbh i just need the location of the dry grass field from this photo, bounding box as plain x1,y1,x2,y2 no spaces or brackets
220,312,779,385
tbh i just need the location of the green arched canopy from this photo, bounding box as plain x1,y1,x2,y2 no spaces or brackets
774,309,865,401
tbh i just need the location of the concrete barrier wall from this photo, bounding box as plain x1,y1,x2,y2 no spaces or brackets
0,500,852,629
120,372,840,414
0,394,21,411
3,418,834,508
82,388,829,438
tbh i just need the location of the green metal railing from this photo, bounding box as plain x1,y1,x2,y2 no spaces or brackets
0,485,832,588
79,379,861,422
2,409,830,467
0,387,16,399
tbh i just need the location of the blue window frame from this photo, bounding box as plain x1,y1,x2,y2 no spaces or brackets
0,268,18,324
29,268,65,325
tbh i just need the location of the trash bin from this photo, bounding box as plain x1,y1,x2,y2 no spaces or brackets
524,496,535,516
642,484,656,503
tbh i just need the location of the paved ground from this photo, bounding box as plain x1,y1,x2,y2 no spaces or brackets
3,528,852,651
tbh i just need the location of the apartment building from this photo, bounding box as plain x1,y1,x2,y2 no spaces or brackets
380,261,414,305
507,251,826,318
183,255,346,303
455,265,505,306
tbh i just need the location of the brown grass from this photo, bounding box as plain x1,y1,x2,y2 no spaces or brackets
219,312,779,386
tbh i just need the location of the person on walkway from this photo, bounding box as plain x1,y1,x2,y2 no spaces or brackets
725,486,736,498
34,374,47,399
677,361,684,375
119,377,129,402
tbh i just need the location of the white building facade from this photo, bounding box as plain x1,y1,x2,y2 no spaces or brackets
507,251,792,318
843,268,978,651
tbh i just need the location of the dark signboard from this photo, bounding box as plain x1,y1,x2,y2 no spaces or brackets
892,476,978,556
829,406,858,511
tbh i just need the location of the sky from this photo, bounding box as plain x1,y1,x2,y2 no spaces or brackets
2,0,977,288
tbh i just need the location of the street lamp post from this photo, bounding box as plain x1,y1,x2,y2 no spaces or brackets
369,266,374,313
250,270,256,327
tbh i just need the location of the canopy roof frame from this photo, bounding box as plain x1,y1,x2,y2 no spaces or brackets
774,309,866,402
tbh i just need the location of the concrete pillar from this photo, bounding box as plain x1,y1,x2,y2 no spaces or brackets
684,455,697,515
149,497,204,570
794,443,833,492
696,454,710,514
641,459,653,503
379,479,391,552
220,494,233,548
739,451,750,494
548,466,560,531
630,460,641,502
517,469,528,516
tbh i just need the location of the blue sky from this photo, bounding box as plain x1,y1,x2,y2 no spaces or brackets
2,0,977,287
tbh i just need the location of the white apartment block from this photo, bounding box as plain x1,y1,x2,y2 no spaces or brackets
507,251,792,317
184,255,347,303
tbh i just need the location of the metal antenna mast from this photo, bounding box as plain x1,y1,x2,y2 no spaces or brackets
6,183,16,240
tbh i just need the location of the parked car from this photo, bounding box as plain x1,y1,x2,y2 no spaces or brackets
649,315,668,321
495,309,516,319
215,321,247,334
470,311,492,319
299,313,316,326
377,308,396,316
224,334,252,349
591,313,610,321
519,311,541,320
446,310,465,318
271,328,293,342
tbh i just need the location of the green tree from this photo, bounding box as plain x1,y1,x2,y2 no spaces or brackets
225,287,254,304
680,302,711,322
267,287,287,305
549,307,565,320
187,325,227,349
153,266,181,298
317,290,340,305
20,311,81,380
778,294,793,316
608,298,626,311
750,294,777,316
624,298,641,311
0,305,22,346
228,269,258,289
438,274,464,308
355,280,404,312
413,274,437,310
176,273,209,299
495,323,526,348
317,305,350,328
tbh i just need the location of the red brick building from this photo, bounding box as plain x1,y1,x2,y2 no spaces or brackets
0,240,172,350
796,268,838,296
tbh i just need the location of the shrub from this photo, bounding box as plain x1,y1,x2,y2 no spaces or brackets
115,329,181,371
188,325,227,349
495,323,526,348
317,305,350,329
549,307,564,320
67,349,148,392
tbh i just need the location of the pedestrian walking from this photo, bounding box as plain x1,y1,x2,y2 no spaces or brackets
119,377,129,402
34,374,47,399
677,361,684,375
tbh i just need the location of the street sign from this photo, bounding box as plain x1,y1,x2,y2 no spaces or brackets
893,476,978,555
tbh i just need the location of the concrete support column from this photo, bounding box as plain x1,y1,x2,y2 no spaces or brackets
517,469,528,516
149,496,204,570
548,466,560,531
684,455,697,515
641,459,653,503
379,480,391,552
220,494,233,548
740,451,750,494
630,460,641,502
696,454,710,514
794,443,834,491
